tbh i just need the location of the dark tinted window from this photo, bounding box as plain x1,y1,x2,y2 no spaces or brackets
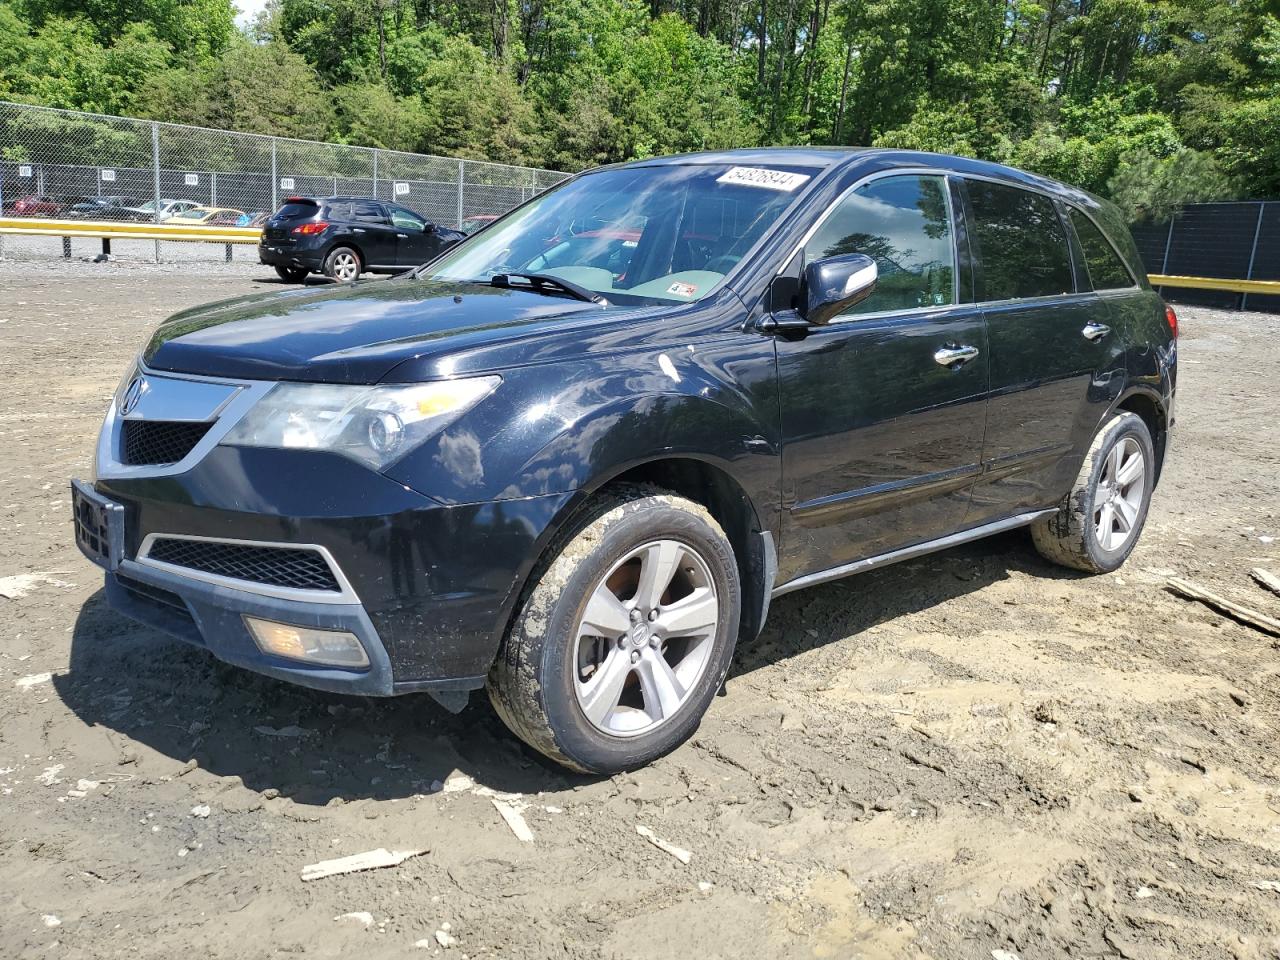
351,201,387,224
322,202,351,221
1069,208,1134,289
966,181,1074,300
804,175,955,316
277,201,318,219
389,206,425,231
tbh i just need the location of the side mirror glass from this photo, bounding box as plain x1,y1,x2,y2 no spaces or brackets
801,253,878,325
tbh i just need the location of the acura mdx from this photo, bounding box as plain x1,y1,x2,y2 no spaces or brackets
72,149,1176,773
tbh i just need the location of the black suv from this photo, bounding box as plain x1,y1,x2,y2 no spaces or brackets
258,196,465,282
73,150,1176,773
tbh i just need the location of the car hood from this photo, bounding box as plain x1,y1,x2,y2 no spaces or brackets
142,278,616,384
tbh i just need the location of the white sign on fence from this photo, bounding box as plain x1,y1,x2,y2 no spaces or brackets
184,173,199,186
280,177,295,190
18,165,31,178
394,182,410,196
101,169,116,182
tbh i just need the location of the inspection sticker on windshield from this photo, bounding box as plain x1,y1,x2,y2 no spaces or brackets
667,281,698,298
716,166,811,192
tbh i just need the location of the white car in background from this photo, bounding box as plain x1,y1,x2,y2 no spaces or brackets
119,198,200,222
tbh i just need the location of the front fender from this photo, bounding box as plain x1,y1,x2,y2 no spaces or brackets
384,335,780,513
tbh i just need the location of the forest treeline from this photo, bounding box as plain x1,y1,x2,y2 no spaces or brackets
2,0,1278,218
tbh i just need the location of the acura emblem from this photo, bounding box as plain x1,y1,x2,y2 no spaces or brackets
120,377,145,416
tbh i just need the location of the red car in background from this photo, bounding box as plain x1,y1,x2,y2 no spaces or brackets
460,213,499,234
5,195,65,216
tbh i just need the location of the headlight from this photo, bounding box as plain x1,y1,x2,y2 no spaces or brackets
222,376,499,471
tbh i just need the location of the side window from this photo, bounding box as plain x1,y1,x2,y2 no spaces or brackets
390,207,426,231
965,181,1074,301
323,202,351,221
803,175,955,317
1069,208,1134,290
351,201,388,224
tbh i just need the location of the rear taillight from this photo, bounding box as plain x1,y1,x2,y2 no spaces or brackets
1165,304,1178,339
292,221,328,235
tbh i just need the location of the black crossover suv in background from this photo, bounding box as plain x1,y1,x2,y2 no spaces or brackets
73,149,1176,773
258,196,466,282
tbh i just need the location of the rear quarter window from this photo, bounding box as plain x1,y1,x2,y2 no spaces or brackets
966,180,1075,301
1069,208,1135,290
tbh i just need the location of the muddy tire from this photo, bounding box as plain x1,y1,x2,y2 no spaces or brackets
1031,411,1155,573
274,265,309,283
322,246,362,282
487,484,741,774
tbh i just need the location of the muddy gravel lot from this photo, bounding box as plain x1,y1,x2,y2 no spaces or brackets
2,262,1279,960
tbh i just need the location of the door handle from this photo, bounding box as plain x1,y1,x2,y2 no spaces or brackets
353,227,366,233
1082,322,1111,342
933,344,980,367
396,233,408,239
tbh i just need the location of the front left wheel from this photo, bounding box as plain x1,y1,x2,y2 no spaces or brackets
487,485,741,773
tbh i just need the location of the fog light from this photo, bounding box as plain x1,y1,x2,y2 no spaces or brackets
244,617,370,668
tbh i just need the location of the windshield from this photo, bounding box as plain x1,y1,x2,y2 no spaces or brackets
172,210,205,220
423,163,819,305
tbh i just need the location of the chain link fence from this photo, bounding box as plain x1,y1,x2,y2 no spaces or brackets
0,100,568,263
1131,201,1280,312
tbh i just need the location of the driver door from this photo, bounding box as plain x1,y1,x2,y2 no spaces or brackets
388,205,439,267
774,174,990,583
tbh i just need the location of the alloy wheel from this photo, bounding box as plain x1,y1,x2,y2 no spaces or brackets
332,252,359,281
572,539,719,738
1093,436,1146,551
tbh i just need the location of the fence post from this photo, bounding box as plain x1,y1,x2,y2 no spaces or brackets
271,138,278,211
152,122,161,263
457,159,465,229
372,148,379,199
0,163,5,260
1241,201,1266,312
211,171,217,207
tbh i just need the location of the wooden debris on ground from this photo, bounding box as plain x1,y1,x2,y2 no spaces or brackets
300,847,427,881
635,824,692,864
1251,568,1280,598
1165,577,1280,637
491,798,534,842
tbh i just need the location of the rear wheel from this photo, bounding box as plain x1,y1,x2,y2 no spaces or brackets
323,246,362,282
1031,411,1155,573
487,485,741,773
274,265,309,283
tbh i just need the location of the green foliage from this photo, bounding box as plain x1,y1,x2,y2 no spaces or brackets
1106,149,1236,221
0,0,1276,215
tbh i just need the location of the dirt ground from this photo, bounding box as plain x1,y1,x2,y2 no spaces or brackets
2,262,1279,960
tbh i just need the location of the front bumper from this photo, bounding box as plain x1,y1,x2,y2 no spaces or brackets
77,464,573,700
104,558,402,697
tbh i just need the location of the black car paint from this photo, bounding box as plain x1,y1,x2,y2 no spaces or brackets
256,197,465,276
84,148,1176,696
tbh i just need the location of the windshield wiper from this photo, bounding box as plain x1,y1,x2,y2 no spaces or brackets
490,272,607,305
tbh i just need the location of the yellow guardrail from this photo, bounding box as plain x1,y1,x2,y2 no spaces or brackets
1,219,1276,294
0,216,262,244
1148,274,1280,295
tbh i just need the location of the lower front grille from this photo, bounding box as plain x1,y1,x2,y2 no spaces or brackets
117,574,192,615
122,420,212,466
145,537,341,593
